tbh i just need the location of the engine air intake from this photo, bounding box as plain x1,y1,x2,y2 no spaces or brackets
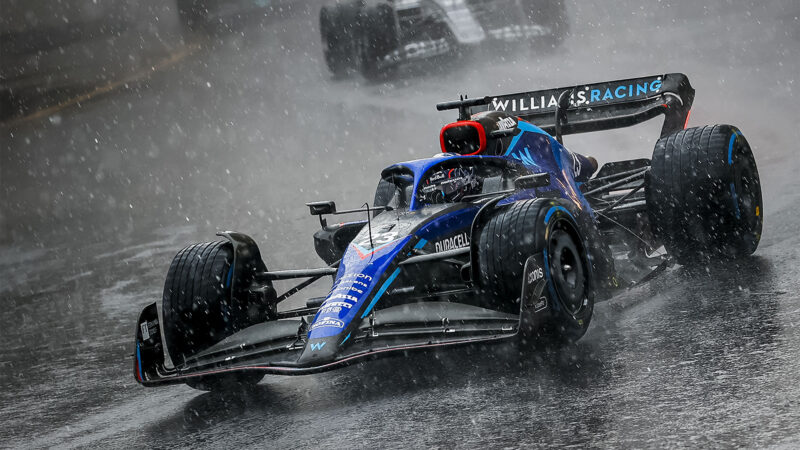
440,121,487,155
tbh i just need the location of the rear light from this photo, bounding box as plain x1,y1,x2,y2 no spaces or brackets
440,121,487,155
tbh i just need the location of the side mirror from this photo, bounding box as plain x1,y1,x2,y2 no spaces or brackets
307,201,337,216
514,173,550,190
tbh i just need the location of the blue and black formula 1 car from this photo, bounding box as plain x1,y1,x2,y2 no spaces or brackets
134,73,763,391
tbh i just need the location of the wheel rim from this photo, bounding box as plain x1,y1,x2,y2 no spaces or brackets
735,156,761,233
548,228,586,316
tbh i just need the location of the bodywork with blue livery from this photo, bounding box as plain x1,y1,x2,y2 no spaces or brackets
133,73,764,389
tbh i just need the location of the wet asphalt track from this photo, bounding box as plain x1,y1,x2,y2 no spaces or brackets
2,1,800,447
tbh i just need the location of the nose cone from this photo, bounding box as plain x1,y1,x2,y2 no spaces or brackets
296,336,340,367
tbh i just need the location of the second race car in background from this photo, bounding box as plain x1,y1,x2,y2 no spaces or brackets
319,0,568,79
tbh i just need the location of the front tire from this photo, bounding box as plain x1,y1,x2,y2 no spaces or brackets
477,199,594,342
162,241,265,390
162,241,237,367
646,125,763,265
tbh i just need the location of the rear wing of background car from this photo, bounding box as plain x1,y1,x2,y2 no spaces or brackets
436,73,694,141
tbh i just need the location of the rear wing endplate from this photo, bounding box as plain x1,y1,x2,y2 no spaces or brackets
439,73,694,139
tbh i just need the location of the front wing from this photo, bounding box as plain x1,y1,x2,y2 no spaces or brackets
134,301,529,386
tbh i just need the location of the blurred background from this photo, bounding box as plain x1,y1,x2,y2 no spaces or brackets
2,0,800,447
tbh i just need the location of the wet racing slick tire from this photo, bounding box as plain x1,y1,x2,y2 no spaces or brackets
162,241,264,390
359,3,399,81
320,2,363,76
477,198,594,343
646,125,763,265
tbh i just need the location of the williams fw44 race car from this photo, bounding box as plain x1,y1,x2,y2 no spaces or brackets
319,0,568,79
134,73,762,391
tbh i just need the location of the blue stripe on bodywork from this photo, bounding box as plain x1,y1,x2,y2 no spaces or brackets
727,131,741,219
414,239,428,249
730,182,741,219
503,121,549,157
727,132,739,165
544,205,574,224
136,342,143,381
340,332,351,346
225,265,234,288
361,268,401,319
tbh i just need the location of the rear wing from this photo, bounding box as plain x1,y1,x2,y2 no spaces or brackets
437,73,694,140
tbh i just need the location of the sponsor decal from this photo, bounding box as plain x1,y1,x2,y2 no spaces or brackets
139,319,159,341
352,226,404,257
329,293,359,302
487,24,548,40
403,37,450,59
527,266,544,285
492,95,557,112
429,171,447,182
496,116,516,130
571,152,582,176
323,301,354,309
310,318,345,330
490,79,663,114
522,255,548,311
355,230,399,250
356,224,400,249
310,342,326,351
331,273,373,294
508,147,539,167
434,232,470,252
319,300,356,315
330,286,364,296
336,273,374,282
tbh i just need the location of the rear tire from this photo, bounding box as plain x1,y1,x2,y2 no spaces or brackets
646,125,763,265
477,199,593,343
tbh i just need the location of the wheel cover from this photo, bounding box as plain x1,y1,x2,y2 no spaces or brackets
734,154,762,233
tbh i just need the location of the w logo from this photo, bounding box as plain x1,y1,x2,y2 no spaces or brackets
310,342,326,351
